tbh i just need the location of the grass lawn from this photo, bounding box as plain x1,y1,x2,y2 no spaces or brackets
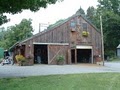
0,73,120,90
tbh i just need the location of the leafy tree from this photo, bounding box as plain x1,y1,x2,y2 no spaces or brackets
86,6,96,24
0,0,63,25
0,19,33,49
76,7,85,16
0,14,8,25
102,11,120,55
98,0,120,15
97,0,120,57
85,0,120,57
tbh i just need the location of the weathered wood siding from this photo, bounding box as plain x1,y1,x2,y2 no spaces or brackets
23,15,102,64
48,45,68,64
30,23,70,44
69,16,101,57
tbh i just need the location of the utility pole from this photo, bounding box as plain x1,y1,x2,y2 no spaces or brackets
100,15,104,66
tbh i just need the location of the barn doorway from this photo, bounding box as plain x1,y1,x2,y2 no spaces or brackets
34,45,48,64
77,49,92,63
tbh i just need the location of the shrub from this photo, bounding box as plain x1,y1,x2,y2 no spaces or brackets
56,55,65,62
15,54,25,62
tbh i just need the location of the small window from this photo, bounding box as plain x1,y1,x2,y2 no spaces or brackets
82,23,87,31
70,21,76,28
70,20,76,31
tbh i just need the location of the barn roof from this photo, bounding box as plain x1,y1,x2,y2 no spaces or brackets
117,44,120,48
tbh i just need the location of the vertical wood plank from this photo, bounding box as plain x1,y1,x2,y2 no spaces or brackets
75,49,77,64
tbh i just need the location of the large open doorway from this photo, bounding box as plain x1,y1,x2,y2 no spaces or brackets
34,45,48,64
77,49,91,63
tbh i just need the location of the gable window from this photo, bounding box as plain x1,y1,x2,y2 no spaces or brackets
82,23,89,37
70,20,76,31
82,23,87,31
70,21,76,28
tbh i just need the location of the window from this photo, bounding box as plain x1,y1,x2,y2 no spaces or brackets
82,23,87,31
70,21,76,28
70,20,76,31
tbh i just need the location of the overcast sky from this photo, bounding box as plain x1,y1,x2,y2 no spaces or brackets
0,0,98,34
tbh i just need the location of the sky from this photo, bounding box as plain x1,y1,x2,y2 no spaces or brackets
0,0,98,34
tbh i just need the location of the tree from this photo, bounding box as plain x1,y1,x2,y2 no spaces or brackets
76,7,85,16
0,0,63,25
0,14,8,25
85,0,120,57
86,6,96,24
0,19,33,49
97,0,120,57
98,0,120,15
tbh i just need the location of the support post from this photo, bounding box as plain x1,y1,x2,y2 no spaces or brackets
75,49,77,64
100,16,104,66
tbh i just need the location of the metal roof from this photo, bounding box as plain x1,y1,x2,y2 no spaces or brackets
117,44,120,48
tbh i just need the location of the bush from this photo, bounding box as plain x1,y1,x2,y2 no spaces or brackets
15,54,25,62
56,55,65,62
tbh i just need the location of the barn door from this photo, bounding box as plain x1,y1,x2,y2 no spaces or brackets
48,45,66,64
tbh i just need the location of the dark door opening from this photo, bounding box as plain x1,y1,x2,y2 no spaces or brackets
71,49,75,63
34,45,48,64
77,49,91,63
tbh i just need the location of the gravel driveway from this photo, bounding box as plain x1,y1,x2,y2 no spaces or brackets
0,62,120,78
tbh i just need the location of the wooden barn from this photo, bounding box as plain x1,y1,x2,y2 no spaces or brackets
10,14,102,65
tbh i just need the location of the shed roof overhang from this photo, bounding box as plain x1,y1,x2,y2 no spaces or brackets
117,44,120,49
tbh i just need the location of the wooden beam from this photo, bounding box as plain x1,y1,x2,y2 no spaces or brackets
47,45,50,64
75,49,77,64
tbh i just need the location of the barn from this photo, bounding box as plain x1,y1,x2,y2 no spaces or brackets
10,14,102,65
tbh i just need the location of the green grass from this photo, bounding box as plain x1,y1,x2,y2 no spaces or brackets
0,73,120,90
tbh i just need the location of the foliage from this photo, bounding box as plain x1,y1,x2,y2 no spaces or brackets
1,73,120,90
0,14,9,25
97,0,120,57
86,6,96,25
84,0,120,57
97,0,120,15
56,55,64,62
76,7,85,16
15,54,25,62
0,0,63,25
0,19,33,49
82,31,89,37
